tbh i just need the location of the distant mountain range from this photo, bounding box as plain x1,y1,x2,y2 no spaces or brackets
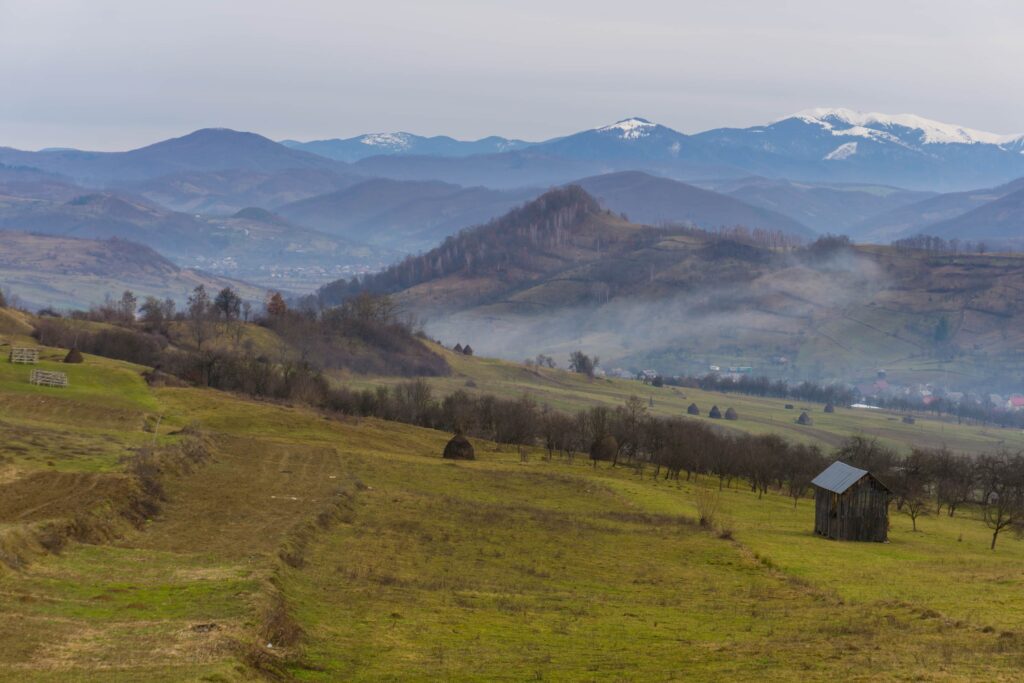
1,109,1023,303
294,110,1024,192
0,128,346,185
282,132,531,162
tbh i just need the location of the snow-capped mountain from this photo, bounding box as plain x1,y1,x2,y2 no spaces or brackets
784,108,1023,147
281,132,531,162
596,117,658,140
281,110,1024,191
684,109,1024,190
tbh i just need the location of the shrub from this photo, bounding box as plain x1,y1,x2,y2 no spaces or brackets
695,488,720,528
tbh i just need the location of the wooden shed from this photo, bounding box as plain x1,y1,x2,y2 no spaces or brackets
811,461,890,542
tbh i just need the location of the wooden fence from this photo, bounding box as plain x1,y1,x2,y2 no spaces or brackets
29,369,68,388
10,347,39,364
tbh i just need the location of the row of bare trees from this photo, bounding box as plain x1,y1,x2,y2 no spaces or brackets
325,383,1024,548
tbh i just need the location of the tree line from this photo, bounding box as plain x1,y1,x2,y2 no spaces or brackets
324,381,1023,548
21,288,1024,549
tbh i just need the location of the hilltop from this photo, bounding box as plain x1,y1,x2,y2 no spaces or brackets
322,188,1024,392
0,187,390,290
0,232,262,309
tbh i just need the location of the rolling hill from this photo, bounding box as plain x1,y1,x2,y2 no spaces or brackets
0,190,390,290
322,187,1024,392
4,319,1024,679
575,171,816,238
280,172,815,253
124,167,366,215
902,185,1024,245
850,177,1024,243
277,178,537,251
0,128,350,185
698,176,935,234
0,232,262,309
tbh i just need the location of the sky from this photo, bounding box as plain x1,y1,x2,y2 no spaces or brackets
1,0,1022,151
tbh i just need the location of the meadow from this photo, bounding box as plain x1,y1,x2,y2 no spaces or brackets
2,330,1024,680
344,344,1024,456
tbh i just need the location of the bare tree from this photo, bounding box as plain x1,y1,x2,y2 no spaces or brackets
569,350,598,378
187,285,212,351
978,451,1024,550
118,290,138,322
214,287,242,322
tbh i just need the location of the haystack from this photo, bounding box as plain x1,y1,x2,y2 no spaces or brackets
796,411,813,425
824,402,835,413
902,415,916,425
453,343,464,353
709,405,722,419
724,407,738,420
63,348,83,364
462,345,474,356
687,402,700,416
443,432,475,460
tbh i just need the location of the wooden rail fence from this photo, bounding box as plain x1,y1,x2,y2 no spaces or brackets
29,369,68,388
10,347,39,364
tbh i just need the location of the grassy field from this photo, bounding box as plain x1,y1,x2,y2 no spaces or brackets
343,344,1024,456
3,338,1024,679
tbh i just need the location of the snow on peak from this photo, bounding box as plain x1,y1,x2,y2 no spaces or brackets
824,142,858,161
359,132,412,150
598,118,656,140
783,108,1022,145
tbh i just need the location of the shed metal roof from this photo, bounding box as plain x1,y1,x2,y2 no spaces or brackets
811,461,870,494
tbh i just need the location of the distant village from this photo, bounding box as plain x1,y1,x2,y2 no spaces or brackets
599,363,1024,416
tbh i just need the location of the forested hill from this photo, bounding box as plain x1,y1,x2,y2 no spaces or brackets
317,185,653,306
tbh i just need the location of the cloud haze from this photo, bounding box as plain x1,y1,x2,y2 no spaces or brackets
1,0,1021,150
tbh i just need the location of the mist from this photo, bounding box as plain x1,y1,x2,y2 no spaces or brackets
423,247,890,383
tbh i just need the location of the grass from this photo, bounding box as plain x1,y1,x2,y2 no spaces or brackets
279,440,1024,681
4,339,1024,679
343,343,1024,456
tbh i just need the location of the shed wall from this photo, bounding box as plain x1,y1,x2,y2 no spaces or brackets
813,476,888,542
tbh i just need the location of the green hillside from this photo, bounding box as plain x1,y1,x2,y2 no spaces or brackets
3,323,1024,679
346,344,1024,456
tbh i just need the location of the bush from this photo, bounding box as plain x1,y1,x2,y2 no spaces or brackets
695,488,720,528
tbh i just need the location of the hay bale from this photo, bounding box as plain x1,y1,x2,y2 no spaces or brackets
902,415,916,425
443,433,475,460
687,402,700,416
824,402,835,413
784,404,794,410
724,407,738,420
796,411,813,425
708,405,722,419
63,347,83,364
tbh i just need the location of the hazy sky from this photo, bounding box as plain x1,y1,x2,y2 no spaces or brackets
1,0,1021,150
